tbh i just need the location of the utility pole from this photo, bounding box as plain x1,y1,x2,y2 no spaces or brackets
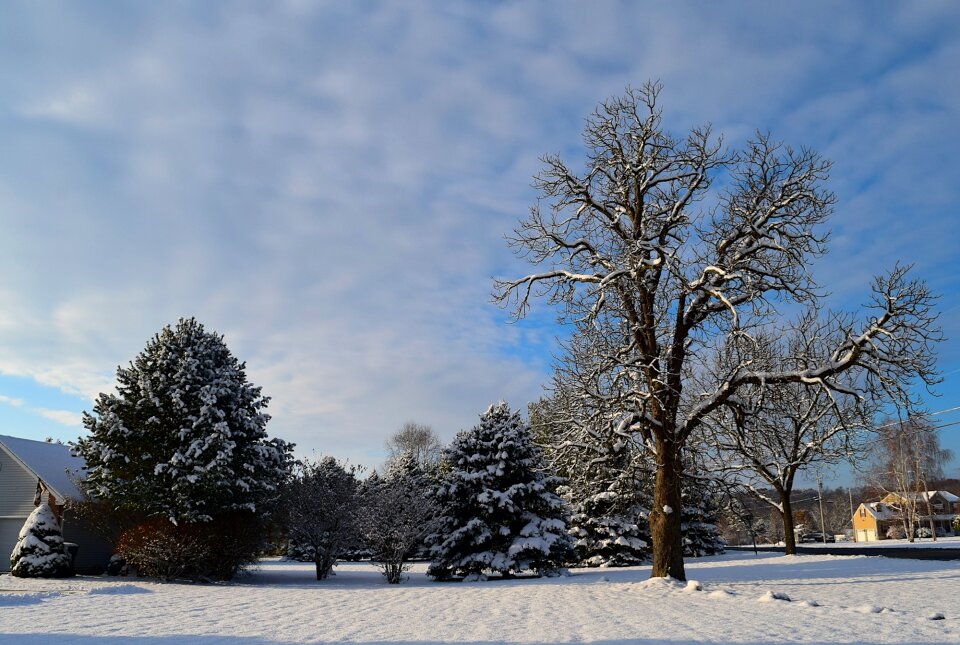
816,472,828,544
848,486,856,542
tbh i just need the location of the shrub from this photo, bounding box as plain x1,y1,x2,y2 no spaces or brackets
116,512,264,581
886,525,905,540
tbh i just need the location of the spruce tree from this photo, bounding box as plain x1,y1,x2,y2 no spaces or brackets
10,504,73,578
566,451,650,567
530,393,649,567
681,472,725,557
74,317,293,524
428,402,572,580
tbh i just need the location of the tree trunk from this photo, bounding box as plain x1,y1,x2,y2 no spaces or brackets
315,555,325,580
781,492,797,555
650,441,685,580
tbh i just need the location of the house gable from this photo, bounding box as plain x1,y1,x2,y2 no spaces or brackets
0,435,84,503
0,445,40,518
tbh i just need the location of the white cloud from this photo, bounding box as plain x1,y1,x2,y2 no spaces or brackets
33,408,84,428
0,395,24,407
0,2,957,467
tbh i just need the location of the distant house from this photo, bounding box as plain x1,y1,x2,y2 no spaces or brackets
852,490,959,542
0,434,112,573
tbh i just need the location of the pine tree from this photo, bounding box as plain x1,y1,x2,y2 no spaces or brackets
566,452,650,567
73,317,293,524
427,402,572,580
681,472,726,557
530,392,650,567
10,504,73,578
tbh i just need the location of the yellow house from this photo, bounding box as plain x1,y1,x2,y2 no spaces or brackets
852,490,959,541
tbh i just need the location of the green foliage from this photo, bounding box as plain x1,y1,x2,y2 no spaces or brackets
74,317,293,524
428,402,573,579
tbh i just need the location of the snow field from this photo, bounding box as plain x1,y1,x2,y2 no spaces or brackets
0,552,957,644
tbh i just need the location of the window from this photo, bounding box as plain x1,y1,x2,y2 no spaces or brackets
859,507,866,518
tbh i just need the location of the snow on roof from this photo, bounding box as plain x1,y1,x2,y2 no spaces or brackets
0,434,85,500
861,502,897,521
899,490,960,504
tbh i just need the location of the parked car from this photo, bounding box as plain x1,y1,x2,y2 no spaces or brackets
800,532,835,543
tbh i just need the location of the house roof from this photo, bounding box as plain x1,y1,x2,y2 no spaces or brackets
888,490,960,504
859,502,897,521
0,434,85,501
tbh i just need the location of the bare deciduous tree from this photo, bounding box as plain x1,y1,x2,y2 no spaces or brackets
862,417,953,541
495,83,940,579
384,422,443,470
283,457,360,580
703,316,873,554
360,451,438,583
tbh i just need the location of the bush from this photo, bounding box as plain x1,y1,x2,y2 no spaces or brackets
360,452,438,583
116,512,264,581
886,525,906,540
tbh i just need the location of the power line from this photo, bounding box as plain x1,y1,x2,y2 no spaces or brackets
860,419,960,448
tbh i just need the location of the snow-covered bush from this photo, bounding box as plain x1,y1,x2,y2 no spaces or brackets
72,318,293,580
283,457,360,580
360,451,438,583
427,402,573,580
886,525,906,540
953,515,960,534
10,504,73,578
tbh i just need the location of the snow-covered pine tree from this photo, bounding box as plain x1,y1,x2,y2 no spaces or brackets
565,451,650,567
73,317,293,524
681,471,725,557
427,402,572,580
530,390,650,567
10,504,73,578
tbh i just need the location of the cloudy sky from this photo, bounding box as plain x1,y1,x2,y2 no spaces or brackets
1,1,958,476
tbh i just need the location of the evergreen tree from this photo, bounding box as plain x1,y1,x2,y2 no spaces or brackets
10,504,73,578
73,317,293,524
566,451,650,567
530,390,650,567
427,402,572,580
681,472,726,557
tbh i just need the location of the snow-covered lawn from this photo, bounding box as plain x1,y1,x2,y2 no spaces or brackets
1,552,958,644
802,535,960,549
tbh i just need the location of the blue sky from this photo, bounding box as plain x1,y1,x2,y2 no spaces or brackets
1,1,958,479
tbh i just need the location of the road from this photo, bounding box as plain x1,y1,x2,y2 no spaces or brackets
725,544,960,560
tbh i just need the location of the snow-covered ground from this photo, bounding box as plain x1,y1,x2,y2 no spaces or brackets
1,552,958,644
748,535,960,549
802,535,960,549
